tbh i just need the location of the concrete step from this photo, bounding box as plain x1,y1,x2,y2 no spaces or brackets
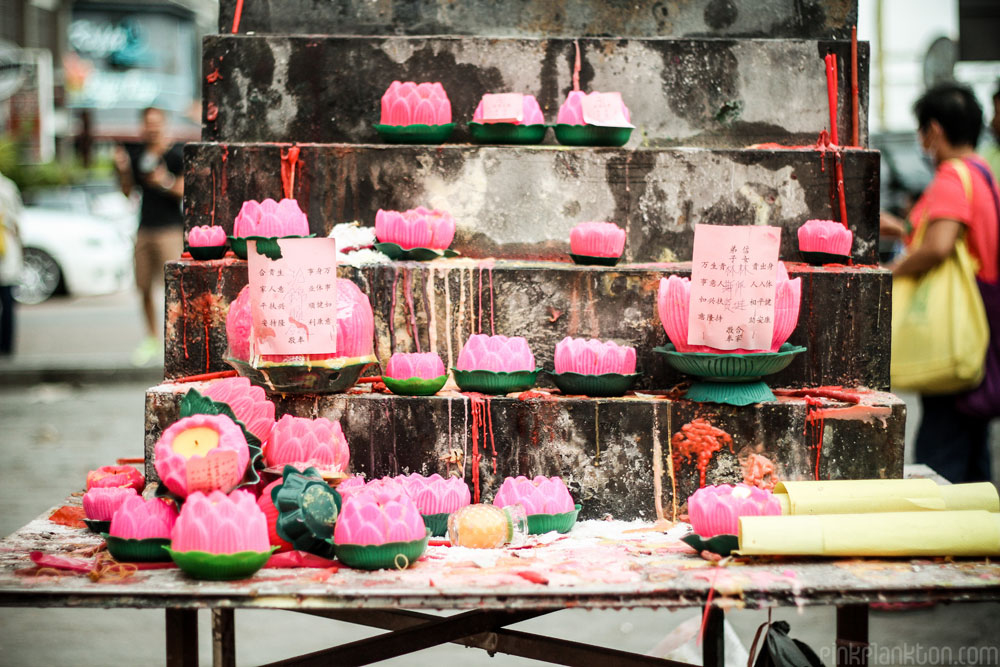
144,381,904,521
162,259,891,390
201,35,868,147
184,143,880,264
219,0,858,40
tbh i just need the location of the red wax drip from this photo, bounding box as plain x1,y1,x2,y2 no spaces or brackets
804,396,826,480
231,0,244,33
671,418,734,488
179,274,189,360
468,394,498,501
210,168,216,227
573,40,581,92
825,53,839,146
205,69,221,83
403,269,420,353
488,267,496,336
834,151,849,232
487,396,497,474
280,146,300,200
477,266,484,334
851,26,860,147
220,145,229,198
388,268,399,354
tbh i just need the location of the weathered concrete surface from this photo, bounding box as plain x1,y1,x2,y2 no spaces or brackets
220,0,858,40
201,36,869,147
184,144,881,264
145,383,904,521
163,259,891,391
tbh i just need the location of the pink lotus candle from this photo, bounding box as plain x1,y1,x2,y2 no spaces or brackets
472,93,545,125
86,465,144,492
375,207,456,250
797,219,853,256
557,91,632,125
399,473,471,515
109,496,178,540
569,222,626,258
187,225,227,247
202,376,277,443
492,475,575,515
336,475,369,500
687,483,782,537
333,492,426,546
384,352,446,380
257,479,294,552
233,198,309,238
554,337,636,375
83,487,138,521
171,490,270,554
154,414,250,498
380,81,452,126
264,414,350,472
657,264,801,353
456,334,535,373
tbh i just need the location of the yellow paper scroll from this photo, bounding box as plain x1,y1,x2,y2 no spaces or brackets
772,480,999,515
738,510,1000,557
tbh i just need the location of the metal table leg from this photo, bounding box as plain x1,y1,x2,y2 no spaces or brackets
166,608,198,667
703,606,725,667
836,604,869,667
213,609,236,667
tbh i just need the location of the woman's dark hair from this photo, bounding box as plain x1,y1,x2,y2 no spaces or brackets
914,82,983,147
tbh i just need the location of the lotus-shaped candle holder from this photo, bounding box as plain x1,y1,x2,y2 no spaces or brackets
332,491,429,569
687,483,782,538
550,336,639,397
375,81,455,144
264,414,350,475
153,413,251,498
82,487,138,533
492,476,580,534
398,473,472,536
86,465,144,492
382,352,448,396
569,222,626,266
374,207,459,261
554,91,633,147
453,334,539,394
104,496,177,562
229,198,313,259
271,466,343,558
201,377,276,444
468,93,547,144
797,219,853,265
187,225,228,260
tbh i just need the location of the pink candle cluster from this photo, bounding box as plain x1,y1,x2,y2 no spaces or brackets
187,225,227,247
264,414,350,472
86,465,144,492
569,222,626,258
375,207,456,250
333,492,427,546
797,219,853,256
153,413,250,498
398,473,472,515
380,81,452,126
233,198,309,238
171,490,270,554
493,476,575,515
472,94,545,124
657,263,801,353
554,337,636,375
687,483,782,537
202,377,276,443
109,496,178,540
557,91,632,125
383,352,446,380
83,487,138,522
456,334,535,373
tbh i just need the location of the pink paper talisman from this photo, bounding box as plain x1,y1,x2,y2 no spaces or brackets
581,92,634,128
480,93,524,123
688,225,781,350
248,238,339,357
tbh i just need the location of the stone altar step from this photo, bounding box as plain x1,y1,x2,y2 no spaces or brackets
163,259,890,390
201,35,868,147
144,382,904,521
184,144,880,264
219,0,858,39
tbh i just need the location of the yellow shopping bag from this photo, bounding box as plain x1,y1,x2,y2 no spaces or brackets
891,163,989,393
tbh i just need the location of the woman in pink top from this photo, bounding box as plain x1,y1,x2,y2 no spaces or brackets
883,83,999,483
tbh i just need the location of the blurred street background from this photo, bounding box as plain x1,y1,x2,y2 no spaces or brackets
1,0,1000,664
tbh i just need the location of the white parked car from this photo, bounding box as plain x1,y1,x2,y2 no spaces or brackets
15,185,135,305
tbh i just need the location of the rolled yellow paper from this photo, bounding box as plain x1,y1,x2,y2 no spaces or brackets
772,480,999,515
738,510,1000,557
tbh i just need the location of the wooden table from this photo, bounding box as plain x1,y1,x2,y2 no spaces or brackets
2,496,999,667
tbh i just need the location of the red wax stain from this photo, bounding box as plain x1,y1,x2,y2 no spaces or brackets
205,102,219,122
190,292,225,372
742,453,778,491
47,506,86,529
804,396,826,480
468,394,498,502
280,145,300,200
179,275,189,360
388,268,399,354
205,69,221,83
402,269,420,353
477,266,484,334
774,386,862,404
671,418,734,488
516,570,549,585
220,145,229,198
547,306,563,323
488,266,496,336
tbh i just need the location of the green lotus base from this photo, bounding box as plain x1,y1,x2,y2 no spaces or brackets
452,368,540,395
103,535,173,562
228,235,314,260
374,123,455,144
554,124,632,147
551,371,639,397
166,547,276,580
272,466,342,559
226,358,372,394
526,505,581,535
188,245,227,261
374,242,459,261
569,253,622,267
83,519,110,534
468,122,547,144
422,513,450,537
684,380,776,406
382,374,448,396
334,533,429,570
799,250,851,266
681,533,739,557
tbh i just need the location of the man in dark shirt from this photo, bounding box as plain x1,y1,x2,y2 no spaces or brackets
114,106,184,365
